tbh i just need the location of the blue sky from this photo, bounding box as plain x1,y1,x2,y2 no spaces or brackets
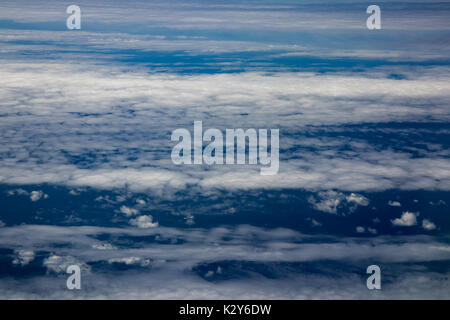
0,0,449,299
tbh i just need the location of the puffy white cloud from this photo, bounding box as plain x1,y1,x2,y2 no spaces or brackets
43,254,89,274
30,190,48,202
391,211,418,227
388,201,402,207
308,191,344,214
136,199,146,206
12,250,35,266
346,193,369,206
422,219,437,231
119,206,139,217
69,189,81,196
129,215,159,228
308,191,370,214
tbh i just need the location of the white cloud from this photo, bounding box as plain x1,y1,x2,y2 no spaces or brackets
309,191,370,214
0,224,449,299
422,219,437,231
388,201,402,207
356,226,377,235
7,188,28,196
30,190,48,202
108,257,150,266
43,254,89,274
119,205,139,217
92,243,116,250
0,62,449,194
12,250,35,266
129,215,159,228
136,199,146,205
391,211,418,227
308,191,344,214
0,220,5,228
346,193,369,206
356,226,365,233
69,189,80,196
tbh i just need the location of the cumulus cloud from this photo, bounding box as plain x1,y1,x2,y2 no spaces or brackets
422,219,437,231
12,250,35,266
129,215,159,228
388,201,401,207
308,191,369,214
346,193,369,206
136,199,146,206
119,206,139,217
43,254,89,274
391,211,418,227
30,190,48,202
308,191,345,214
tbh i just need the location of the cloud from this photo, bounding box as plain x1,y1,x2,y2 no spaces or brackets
307,218,322,227
391,211,418,227
0,61,448,194
0,0,449,300
69,189,81,196
346,193,369,206
12,250,35,266
309,191,344,214
356,226,377,235
0,224,449,299
119,206,139,217
7,188,28,196
308,191,369,214
388,201,401,207
422,219,437,231
30,190,48,202
43,254,89,274
92,243,116,250
0,61,449,195
129,215,159,228
108,257,150,266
